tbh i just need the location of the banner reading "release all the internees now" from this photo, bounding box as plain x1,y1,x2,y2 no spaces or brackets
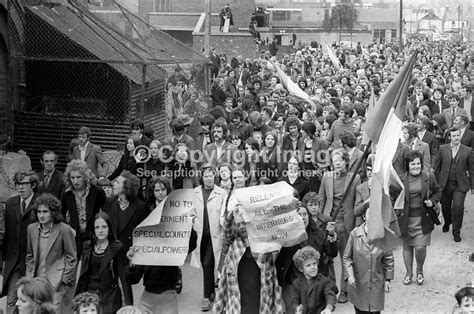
131,189,194,266
235,182,307,254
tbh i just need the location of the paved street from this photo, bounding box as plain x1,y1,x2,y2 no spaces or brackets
1,193,472,313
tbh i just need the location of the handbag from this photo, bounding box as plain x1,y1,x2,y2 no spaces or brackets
426,182,441,226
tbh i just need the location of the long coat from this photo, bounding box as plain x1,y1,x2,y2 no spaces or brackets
343,224,394,312
76,240,125,314
26,222,77,290
191,185,227,274
61,184,106,254
319,171,360,233
397,172,442,236
1,194,38,296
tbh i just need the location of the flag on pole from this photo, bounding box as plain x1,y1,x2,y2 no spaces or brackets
323,40,341,70
266,60,317,110
364,51,418,250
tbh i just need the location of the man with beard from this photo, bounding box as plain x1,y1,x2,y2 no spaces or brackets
204,120,240,167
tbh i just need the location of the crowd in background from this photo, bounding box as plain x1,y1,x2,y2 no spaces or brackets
1,36,473,314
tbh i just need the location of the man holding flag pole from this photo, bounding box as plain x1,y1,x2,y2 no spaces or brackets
315,51,418,304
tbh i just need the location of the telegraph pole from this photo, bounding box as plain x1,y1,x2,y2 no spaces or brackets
399,0,403,52
458,5,462,42
205,0,211,55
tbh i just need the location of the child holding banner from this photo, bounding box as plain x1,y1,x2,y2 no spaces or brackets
291,246,337,314
76,212,126,314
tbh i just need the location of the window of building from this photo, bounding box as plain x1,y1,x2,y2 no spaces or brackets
273,11,291,21
391,29,397,39
154,0,170,12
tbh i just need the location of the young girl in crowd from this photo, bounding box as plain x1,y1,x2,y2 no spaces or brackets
76,212,126,314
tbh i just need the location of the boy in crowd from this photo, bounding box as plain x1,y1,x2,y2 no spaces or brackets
291,246,336,314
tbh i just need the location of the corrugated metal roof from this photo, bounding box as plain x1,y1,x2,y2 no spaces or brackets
26,4,199,83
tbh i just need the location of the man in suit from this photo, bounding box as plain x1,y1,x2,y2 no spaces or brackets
37,150,65,199
453,115,474,150
418,116,439,168
71,126,107,177
443,94,467,128
433,127,474,242
204,120,240,168
1,171,39,312
425,87,449,115
61,159,106,256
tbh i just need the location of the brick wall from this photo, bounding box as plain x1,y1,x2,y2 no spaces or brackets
193,33,259,60
141,0,256,29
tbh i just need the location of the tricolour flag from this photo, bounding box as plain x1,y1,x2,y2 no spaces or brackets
237,69,244,87
364,51,418,250
266,60,317,110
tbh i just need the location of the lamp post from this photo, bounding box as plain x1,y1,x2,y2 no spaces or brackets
458,5,462,42
399,0,403,52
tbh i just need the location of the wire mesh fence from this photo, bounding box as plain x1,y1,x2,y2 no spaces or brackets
6,0,210,165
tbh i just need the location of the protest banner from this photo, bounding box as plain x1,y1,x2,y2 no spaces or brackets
234,182,307,254
131,189,194,266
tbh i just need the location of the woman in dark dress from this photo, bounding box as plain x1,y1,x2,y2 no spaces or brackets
76,212,126,314
397,150,441,286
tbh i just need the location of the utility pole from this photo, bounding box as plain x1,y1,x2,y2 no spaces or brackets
399,0,403,52
458,5,462,42
204,0,211,56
